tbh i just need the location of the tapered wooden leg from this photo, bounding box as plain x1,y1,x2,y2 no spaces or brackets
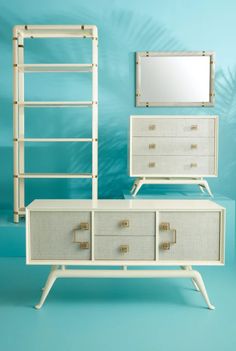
192,271,215,310
35,266,58,309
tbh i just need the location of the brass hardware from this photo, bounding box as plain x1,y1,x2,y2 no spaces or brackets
79,242,90,249
119,245,129,253
149,124,156,131
13,101,17,104
13,175,18,178
191,125,198,130
146,102,149,107
92,101,98,104
148,162,156,168
92,175,98,178
190,163,198,168
25,25,28,30
149,143,156,150
120,219,129,228
13,64,17,68
202,51,206,56
18,44,24,48
172,229,177,244
79,222,89,230
145,51,149,57
160,222,170,231
191,144,198,149
160,242,170,250
81,25,85,30
13,37,17,41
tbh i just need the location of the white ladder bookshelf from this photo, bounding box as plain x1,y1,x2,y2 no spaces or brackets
13,25,98,223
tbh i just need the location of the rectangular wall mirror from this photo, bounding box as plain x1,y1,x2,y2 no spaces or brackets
136,51,215,107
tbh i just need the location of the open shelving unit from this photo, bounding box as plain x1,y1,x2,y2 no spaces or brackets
13,25,98,223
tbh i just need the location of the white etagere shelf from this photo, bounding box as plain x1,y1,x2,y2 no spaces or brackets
13,25,98,222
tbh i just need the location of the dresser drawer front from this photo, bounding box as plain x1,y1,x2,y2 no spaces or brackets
95,236,155,260
132,137,215,156
94,211,155,236
132,118,215,137
132,156,215,176
30,211,91,260
158,211,221,261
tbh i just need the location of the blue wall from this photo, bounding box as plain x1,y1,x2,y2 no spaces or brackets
0,0,236,209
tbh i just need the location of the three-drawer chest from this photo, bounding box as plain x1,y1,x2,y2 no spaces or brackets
129,115,218,196
26,199,225,309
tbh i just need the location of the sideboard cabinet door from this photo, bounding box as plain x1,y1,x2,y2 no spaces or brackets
30,211,91,260
159,211,221,261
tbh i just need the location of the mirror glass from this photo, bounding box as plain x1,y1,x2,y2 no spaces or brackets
136,52,214,106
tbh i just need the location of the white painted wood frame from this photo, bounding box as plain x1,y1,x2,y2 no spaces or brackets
13,25,98,222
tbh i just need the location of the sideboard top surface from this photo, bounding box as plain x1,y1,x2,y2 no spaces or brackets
27,199,224,211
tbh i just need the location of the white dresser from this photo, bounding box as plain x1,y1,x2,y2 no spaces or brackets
129,115,218,196
26,199,225,309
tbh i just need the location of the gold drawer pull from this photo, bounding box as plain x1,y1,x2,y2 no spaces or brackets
160,222,170,231
160,242,170,250
79,242,90,250
120,245,129,253
149,124,156,131
191,125,198,130
79,222,89,230
149,143,156,150
191,144,198,149
120,219,129,228
148,162,156,168
190,163,198,168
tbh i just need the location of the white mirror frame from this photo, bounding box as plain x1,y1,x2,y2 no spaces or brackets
136,51,215,107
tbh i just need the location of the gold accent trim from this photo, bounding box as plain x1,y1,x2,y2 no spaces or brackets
120,219,129,228
160,242,170,250
148,162,156,168
79,242,90,250
149,124,156,131
160,222,170,231
191,124,198,130
149,143,156,150
119,245,129,253
190,163,198,168
191,144,198,149
79,222,89,230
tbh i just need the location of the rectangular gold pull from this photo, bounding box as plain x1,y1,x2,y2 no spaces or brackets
160,242,170,250
191,125,198,130
79,242,90,250
160,222,170,231
120,219,129,228
149,143,156,150
148,162,156,168
149,124,156,131
79,222,89,230
191,144,198,149
119,245,129,253
190,163,198,168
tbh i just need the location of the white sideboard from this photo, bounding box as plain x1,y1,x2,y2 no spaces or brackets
129,115,218,196
26,199,225,309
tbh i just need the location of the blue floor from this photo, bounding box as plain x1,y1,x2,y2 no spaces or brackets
0,257,236,351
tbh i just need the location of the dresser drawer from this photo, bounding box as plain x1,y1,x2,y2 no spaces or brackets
94,211,155,236
95,236,155,260
132,118,215,137
132,156,215,176
30,211,91,260
132,137,215,156
158,211,221,261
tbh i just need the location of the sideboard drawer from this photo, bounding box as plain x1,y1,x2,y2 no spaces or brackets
132,137,215,156
132,155,215,175
95,236,155,260
30,211,91,260
94,211,155,236
132,118,215,137
158,211,221,261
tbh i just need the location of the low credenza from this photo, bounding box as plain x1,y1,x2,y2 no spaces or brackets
26,199,225,309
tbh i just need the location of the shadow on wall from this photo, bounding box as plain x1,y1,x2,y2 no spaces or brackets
0,6,236,208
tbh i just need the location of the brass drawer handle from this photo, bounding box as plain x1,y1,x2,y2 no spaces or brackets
79,222,89,230
159,222,170,231
159,223,177,250
119,245,129,253
148,162,156,168
191,125,198,130
149,143,156,150
120,219,129,228
190,163,198,168
191,144,198,149
149,124,156,131
79,241,90,250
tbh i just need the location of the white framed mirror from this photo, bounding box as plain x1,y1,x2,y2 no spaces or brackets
136,51,215,107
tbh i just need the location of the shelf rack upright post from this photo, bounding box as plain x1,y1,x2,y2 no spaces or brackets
13,25,98,223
